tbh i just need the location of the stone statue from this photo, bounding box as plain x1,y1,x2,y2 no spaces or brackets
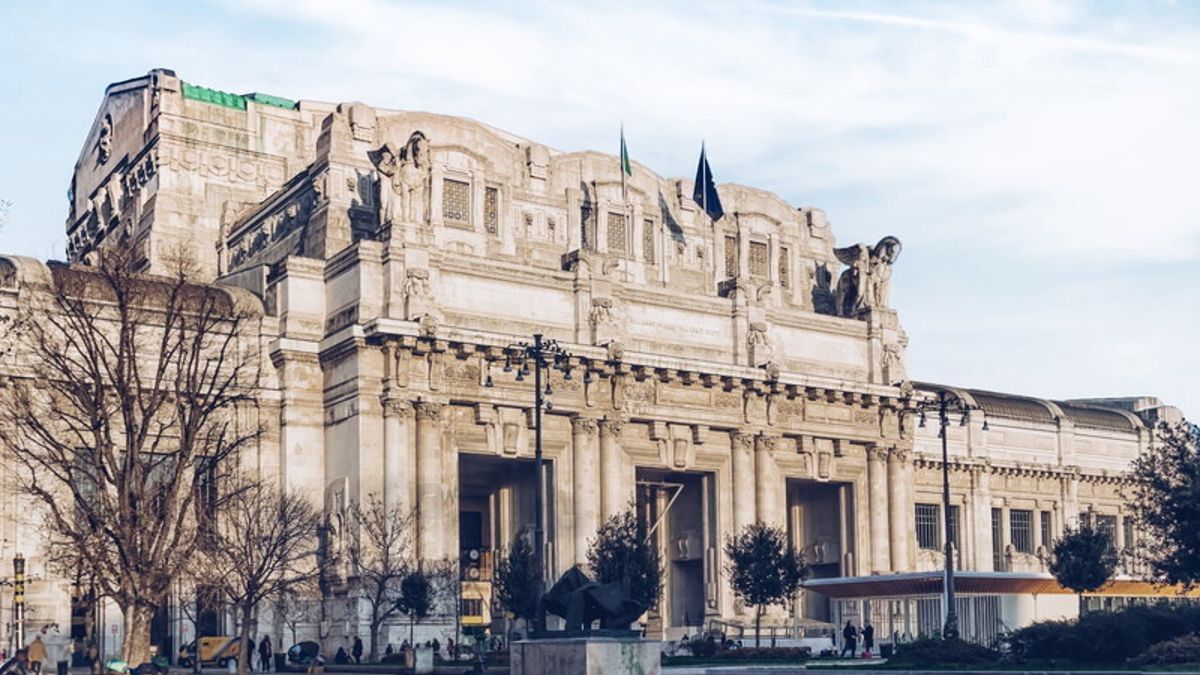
398,131,430,223
834,235,902,316
375,132,430,226
834,244,870,317
97,114,113,164
868,235,901,309
375,142,404,226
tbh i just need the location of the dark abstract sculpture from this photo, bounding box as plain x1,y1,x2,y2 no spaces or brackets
542,566,645,633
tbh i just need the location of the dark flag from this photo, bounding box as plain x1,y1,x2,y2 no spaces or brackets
692,143,724,222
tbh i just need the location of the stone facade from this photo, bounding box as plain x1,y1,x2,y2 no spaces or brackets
0,69,1182,653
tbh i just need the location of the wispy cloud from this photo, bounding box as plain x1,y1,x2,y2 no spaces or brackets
0,0,1196,416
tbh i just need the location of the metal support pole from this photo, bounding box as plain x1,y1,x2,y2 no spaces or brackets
940,393,959,639
532,334,546,635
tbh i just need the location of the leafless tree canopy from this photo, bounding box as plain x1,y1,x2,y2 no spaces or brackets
344,496,416,662
194,479,321,675
0,249,265,662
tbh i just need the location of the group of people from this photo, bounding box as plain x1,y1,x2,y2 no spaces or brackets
838,619,876,658
4,635,72,675
241,635,274,672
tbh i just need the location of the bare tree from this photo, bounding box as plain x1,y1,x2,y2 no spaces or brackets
194,479,321,675
345,495,416,663
275,590,317,651
0,248,265,662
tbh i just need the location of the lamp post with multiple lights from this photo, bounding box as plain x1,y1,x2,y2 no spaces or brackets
485,333,580,635
909,389,987,640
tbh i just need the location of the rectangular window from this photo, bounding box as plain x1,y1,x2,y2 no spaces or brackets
442,178,471,224
749,240,769,277
1096,514,1118,550
1122,518,1135,551
991,508,1005,571
779,246,790,287
724,235,738,277
581,206,594,250
1040,510,1052,550
643,219,655,263
1011,509,1033,554
948,504,961,553
915,503,940,550
483,186,499,234
607,212,628,254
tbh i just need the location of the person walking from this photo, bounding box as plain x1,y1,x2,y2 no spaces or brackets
351,637,363,664
258,636,273,673
27,636,47,674
839,620,858,658
863,621,875,657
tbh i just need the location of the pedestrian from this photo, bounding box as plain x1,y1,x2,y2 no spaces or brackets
839,620,858,658
28,636,47,674
258,636,273,673
445,637,455,660
12,649,30,675
863,621,875,657
87,643,100,675
384,644,393,657
351,637,363,664
333,647,349,665
430,638,440,656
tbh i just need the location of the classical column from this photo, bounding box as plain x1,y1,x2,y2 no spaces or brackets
414,400,445,562
866,444,892,573
731,432,756,534
888,448,911,572
572,416,600,563
382,397,414,516
754,435,783,527
598,416,626,520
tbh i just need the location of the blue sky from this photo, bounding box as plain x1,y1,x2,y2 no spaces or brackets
1,1,1197,417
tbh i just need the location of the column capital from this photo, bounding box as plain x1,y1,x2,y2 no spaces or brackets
598,415,624,438
414,400,444,421
730,430,755,451
888,447,910,465
571,415,598,437
754,434,780,455
381,397,414,419
866,444,890,463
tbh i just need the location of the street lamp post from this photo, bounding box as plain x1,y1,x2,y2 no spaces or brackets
487,334,576,636
912,390,987,640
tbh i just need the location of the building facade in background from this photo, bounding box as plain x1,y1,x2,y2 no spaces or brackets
0,69,1186,658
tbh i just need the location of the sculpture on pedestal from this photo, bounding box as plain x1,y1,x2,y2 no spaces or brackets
542,566,646,634
834,235,902,317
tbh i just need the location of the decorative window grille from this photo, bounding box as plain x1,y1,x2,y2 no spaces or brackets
724,236,738,277
749,240,769,277
483,186,499,234
1011,509,1033,553
948,504,961,553
915,503,940,550
607,212,627,254
991,508,1005,571
1122,518,1135,550
1040,510,1052,549
442,179,471,224
779,246,790,287
643,219,655,263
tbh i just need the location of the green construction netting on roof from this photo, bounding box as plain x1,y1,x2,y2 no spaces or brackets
181,82,298,111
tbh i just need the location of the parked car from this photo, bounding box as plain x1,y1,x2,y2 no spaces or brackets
286,642,320,666
178,636,240,668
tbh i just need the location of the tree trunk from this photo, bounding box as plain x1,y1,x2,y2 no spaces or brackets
368,616,382,664
237,604,253,675
122,603,156,664
754,605,763,649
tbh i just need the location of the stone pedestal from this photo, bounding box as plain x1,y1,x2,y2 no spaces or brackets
510,637,661,675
